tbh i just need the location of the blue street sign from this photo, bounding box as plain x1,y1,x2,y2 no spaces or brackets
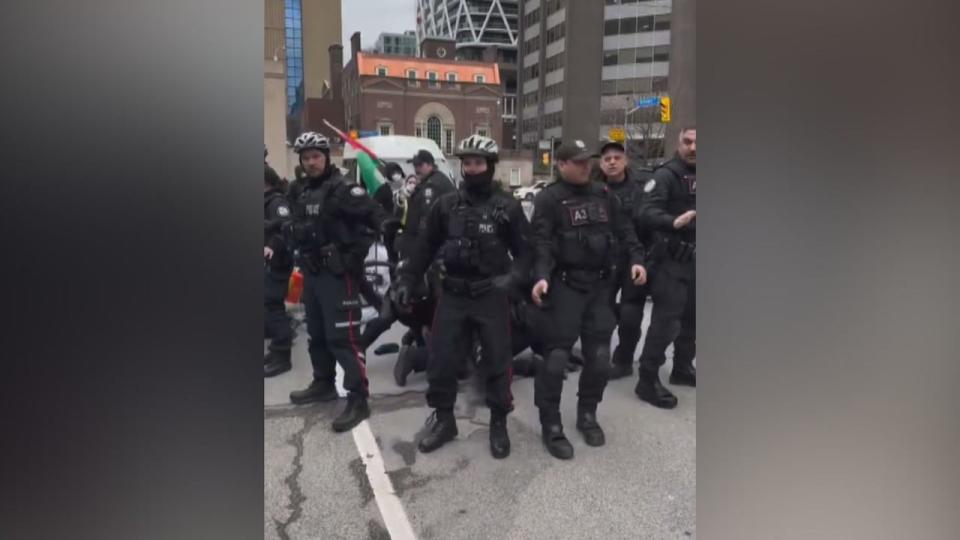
636,96,660,108
358,130,379,137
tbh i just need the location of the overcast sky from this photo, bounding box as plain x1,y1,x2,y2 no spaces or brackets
341,0,417,62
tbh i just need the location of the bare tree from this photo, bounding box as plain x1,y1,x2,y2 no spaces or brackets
625,104,668,167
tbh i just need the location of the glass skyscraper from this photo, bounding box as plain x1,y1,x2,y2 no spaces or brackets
284,0,304,113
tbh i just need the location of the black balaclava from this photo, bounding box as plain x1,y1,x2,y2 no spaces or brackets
462,158,496,196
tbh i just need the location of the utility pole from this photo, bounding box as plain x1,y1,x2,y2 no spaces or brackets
664,0,695,156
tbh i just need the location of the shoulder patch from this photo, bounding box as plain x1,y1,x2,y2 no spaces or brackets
644,179,657,193
277,205,290,217
350,186,365,197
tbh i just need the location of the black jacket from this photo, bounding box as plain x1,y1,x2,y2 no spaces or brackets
400,184,531,287
287,169,384,274
398,169,455,257
264,187,293,272
530,175,644,283
637,155,696,244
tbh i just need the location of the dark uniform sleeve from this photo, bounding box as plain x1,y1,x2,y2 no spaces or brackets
504,198,533,285
609,189,644,269
399,194,449,283
373,183,395,215
336,182,384,267
397,172,454,258
264,196,291,251
397,187,424,258
530,189,557,283
638,169,677,233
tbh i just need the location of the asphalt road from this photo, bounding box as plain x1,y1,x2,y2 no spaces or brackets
265,300,696,540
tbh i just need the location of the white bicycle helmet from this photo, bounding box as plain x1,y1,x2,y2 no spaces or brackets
293,131,330,154
455,134,499,162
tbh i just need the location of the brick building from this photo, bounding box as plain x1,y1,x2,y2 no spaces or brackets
342,32,503,156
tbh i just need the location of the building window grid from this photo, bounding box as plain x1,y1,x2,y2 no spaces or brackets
602,45,670,66
546,23,566,45
545,52,565,73
604,14,671,36
444,129,454,154
427,116,442,148
284,0,304,111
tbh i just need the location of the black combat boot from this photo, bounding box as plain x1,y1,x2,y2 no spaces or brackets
541,415,574,460
393,345,416,387
608,346,634,380
635,369,678,409
418,409,458,453
489,412,511,459
332,394,370,433
263,349,292,378
289,379,339,405
575,405,606,447
669,363,696,387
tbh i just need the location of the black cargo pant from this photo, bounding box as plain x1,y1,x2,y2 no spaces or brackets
611,277,648,367
264,267,293,353
427,283,513,415
534,276,617,423
638,257,695,375
302,268,369,398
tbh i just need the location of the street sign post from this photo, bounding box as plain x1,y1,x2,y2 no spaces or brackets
636,96,660,108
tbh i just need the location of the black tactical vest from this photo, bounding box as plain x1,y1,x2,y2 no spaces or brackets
554,188,618,272
439,197,511,277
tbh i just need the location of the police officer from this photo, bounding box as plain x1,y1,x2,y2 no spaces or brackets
285,131,384,432
595,140,651,380
396,135,531,459
634,127,697,409
397,149,455,258
530,140,647,460
264,163,295,377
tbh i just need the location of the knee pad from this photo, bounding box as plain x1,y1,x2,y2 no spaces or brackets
544,349,569,377
584,345,611,376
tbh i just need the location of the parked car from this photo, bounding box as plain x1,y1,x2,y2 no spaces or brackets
514,180,549,201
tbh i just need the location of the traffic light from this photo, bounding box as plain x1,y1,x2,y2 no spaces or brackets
542,152,550,166
660,96,672,123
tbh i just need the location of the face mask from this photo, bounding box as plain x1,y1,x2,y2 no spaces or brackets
462,162,495,192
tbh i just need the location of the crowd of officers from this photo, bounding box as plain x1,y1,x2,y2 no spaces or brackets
264,126,697,460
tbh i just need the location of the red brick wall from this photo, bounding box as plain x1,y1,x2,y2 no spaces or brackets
354,76,504,151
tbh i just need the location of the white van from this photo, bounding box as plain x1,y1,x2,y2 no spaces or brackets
341,135,456,184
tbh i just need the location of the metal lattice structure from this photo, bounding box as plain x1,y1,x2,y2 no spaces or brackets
416,0,519,50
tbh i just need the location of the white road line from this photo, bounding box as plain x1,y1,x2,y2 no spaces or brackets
351,420,418,540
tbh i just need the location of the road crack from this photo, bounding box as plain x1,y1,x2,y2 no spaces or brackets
273,413,324,540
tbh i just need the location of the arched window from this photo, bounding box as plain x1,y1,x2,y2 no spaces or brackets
426,116,442,148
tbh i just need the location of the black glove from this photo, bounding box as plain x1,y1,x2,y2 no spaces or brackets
395,280,413,308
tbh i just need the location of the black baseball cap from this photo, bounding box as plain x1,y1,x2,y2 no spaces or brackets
599,139,625,154
555,140,600,162
407,149,436,166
